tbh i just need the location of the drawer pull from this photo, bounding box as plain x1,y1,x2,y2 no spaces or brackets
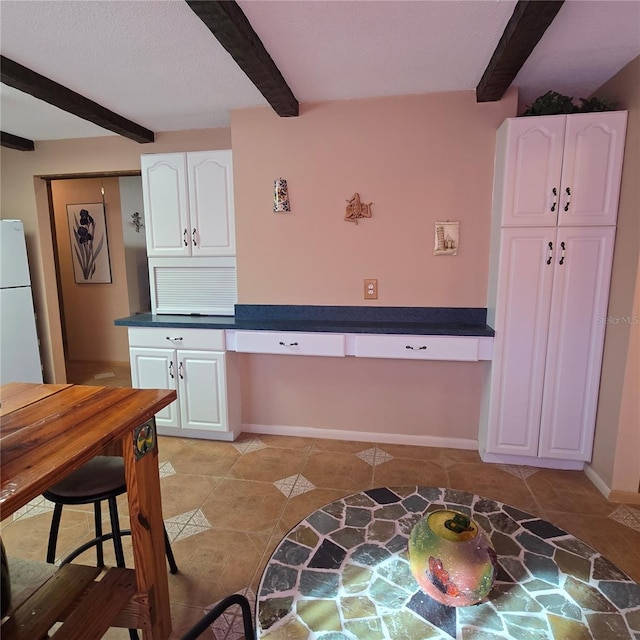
166,336,183,341
178,362,184,379
279,341,299,347
405,345,427,350
168,361,174,379
183,228,188,246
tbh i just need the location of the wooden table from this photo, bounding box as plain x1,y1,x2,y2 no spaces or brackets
0,382,177,640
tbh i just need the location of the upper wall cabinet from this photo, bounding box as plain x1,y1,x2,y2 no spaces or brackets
495,112,628,227
141,150,235,257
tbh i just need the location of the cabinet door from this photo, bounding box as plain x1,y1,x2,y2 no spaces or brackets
177,350,228,432
538,226,616,460
141,153,190,257
558,112,627,226
130,347,180,429
485,228,555,456
499,116,565,227
187,150,235,257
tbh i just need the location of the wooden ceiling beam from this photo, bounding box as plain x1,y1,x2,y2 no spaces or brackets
186,0,299,117
476,0,565,102
1,131,35,151
1,56,155,143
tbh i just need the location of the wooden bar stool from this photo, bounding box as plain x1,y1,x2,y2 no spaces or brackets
43,456,178,574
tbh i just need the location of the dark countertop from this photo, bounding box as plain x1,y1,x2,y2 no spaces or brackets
115,306,495,337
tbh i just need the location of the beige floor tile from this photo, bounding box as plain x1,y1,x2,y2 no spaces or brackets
372,457,449,488
158,435,195,462
526,468,618,516
168,438,241,477
160,473,221,519
200,478,287,535
448,462,544,516
227,446,309,482
310,438,376,453
301,451,375,491
250,433,316,450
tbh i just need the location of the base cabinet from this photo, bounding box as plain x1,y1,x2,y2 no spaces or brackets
128,328,240,440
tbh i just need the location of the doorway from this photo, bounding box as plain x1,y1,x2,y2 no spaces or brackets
46,173,148,387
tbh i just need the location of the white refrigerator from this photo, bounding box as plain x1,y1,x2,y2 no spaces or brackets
0,219,43,384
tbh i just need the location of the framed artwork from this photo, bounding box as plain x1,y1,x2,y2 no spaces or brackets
434,221,460,256
66,203,112,283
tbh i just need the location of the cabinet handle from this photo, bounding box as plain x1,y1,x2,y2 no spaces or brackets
192,228,197,246
169,361,174,379
559,241,566,265
279,341,299,346
178,362,184,379
550,187,557,212
405,345,427,350
183,229,188,246
563,187,571,212
546,241,553,265
166,336,183,341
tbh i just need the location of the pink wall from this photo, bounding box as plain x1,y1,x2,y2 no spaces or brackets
232,90,517,306
232,90,517,440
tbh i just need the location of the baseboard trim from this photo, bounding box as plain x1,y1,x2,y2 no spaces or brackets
584,464,640,504
241,423,478,450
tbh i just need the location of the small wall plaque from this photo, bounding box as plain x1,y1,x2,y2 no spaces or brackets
434,221,459,255
345,193,372,225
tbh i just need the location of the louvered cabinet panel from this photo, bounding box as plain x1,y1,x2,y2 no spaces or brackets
149,257,237,315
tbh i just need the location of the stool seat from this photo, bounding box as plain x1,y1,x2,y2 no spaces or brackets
43,456,126,503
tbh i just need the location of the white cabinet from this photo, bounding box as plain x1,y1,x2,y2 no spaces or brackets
141,150,235,257
481,112,626,469
128,328,241,441
496,112,627,227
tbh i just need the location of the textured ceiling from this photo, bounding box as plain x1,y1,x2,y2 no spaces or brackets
0,0,639,142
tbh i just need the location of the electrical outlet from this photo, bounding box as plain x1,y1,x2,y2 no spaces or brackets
364,279,378,299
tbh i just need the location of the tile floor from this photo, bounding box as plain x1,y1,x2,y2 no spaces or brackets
2,362,639,639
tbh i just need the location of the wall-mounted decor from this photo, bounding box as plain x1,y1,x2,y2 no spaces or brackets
131,211,143,233
66,203,112,283
344,193,372,225
434,221,459,255
273,178,291,212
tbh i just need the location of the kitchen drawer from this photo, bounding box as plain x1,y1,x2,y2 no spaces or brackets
128,327,225,351
354,334,479,361
235,331,346,357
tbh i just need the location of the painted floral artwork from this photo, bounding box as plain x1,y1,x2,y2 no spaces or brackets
66,203,112,283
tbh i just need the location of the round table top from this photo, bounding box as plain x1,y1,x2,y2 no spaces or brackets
257,486,640,639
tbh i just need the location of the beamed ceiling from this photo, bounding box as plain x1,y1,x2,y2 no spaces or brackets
1,0,639,151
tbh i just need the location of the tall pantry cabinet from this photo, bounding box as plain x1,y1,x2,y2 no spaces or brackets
480,111,627,469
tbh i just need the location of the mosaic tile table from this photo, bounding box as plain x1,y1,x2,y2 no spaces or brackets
257,486,640,639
